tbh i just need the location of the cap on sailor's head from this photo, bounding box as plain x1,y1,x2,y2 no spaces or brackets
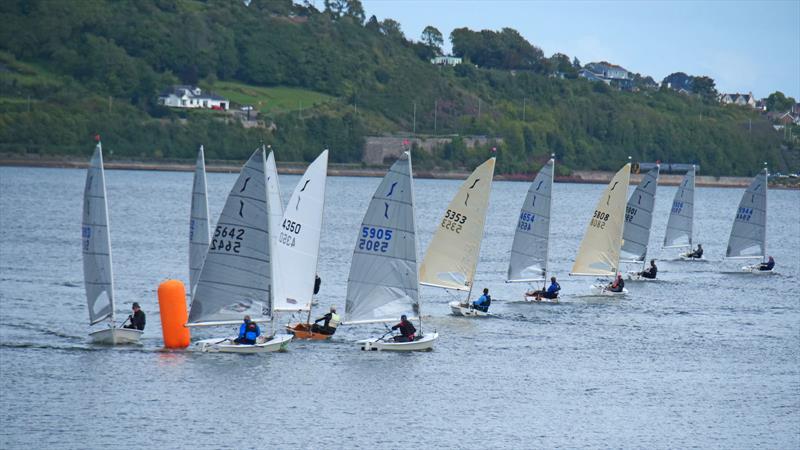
401,314,407,320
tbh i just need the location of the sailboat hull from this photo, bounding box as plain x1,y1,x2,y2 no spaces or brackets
589,285,629,296
286,322,333,340
741,265,776,275
196,334,293,353
448,301,492,317
358,332,438,351
679,254,707,262
625,272,658,281
89,327,143,345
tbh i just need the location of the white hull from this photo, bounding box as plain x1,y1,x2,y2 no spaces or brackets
196,334,293,353
679,254,706,262
741,265,776,275
589,284,628,297
626,272,657,281
522,295,559,303
448,301,492,317
358,332,438,351
89,327,143,345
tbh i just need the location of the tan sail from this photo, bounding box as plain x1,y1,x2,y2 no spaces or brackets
420,157,496,291
571,163,631,276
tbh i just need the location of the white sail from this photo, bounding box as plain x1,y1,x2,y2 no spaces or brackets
507,158,554,282
266,150,284,254
621,166,659,262
187,148,272,325
726,168,768,259
189,145,211,300
420,157,496,291
272,150,329,312
345,153,419,324
663,166,695,248
82,143,115,325
571,163,631,276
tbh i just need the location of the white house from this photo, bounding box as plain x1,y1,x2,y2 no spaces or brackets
158,85,230,110
431,56,462,66
719,92,756,108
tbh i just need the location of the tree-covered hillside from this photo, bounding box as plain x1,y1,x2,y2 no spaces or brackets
0,0,787,176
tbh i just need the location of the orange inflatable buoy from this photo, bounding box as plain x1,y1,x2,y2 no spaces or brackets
158,280,190,349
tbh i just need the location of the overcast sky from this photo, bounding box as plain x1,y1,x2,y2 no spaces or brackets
360,0,800,99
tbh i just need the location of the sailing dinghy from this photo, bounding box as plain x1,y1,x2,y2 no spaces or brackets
83,142,142,344
420,158,496,316
506,158,558,302
570,163,631,296
275,151,331,340
662,166,702,260
342,152,437,351
189,145,211,303
622,166,660,281
186,148,292,353
726,166,772,274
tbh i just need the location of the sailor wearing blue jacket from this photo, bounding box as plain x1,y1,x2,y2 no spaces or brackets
472,288,491,312
234,315,260,345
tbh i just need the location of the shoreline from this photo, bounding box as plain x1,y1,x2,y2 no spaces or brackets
1,156,797,189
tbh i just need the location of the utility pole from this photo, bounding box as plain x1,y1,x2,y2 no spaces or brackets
298,101,301,120
477,98,481,120
434,100,438,135
108,96,112,114
522,97,526,121
412,102,417,135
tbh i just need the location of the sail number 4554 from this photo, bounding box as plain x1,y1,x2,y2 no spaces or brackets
359,226,392,252
441,209,467,234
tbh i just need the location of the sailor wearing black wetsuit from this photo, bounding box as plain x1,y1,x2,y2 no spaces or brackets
391,315,416,342
124,303,146,330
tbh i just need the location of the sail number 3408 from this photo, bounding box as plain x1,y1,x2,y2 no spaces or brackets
441,209,467,234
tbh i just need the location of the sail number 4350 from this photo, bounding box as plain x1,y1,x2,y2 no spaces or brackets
359,227,392,252
279,219,302,247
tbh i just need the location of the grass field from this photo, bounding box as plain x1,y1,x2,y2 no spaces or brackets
208,81,336,115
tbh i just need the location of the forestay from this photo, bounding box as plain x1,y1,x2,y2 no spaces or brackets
272,150,329,312
189,145,210,300
82,143,115,325
571,163,631,277
621,166,659,262
420,157,496,291
663,166,695,248
726,168,768,259
507,158,554,282
345,153,419,324
265,150,284,255
187,149,272,325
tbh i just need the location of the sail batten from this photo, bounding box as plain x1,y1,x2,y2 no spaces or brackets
189,146,211,301
663,167,695,248
345,152,421,323
187,149,273,325
507,159,554,282
82,143,115,325
621,167,659,262
726,168,768,259
420,158,496,291
571,163,631,277
272,151,328,313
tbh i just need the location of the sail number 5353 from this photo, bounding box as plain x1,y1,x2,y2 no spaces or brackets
441,209,467,234
359,226,392,253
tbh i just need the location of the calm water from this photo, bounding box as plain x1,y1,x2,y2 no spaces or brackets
1,166,798,449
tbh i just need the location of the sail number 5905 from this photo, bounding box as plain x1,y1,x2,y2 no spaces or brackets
359,227,392,253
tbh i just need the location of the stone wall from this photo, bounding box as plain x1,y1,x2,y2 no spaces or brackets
363,136,501,165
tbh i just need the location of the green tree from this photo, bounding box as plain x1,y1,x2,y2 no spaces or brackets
691,76,717,101
421,25,444,56
766,91,795,112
